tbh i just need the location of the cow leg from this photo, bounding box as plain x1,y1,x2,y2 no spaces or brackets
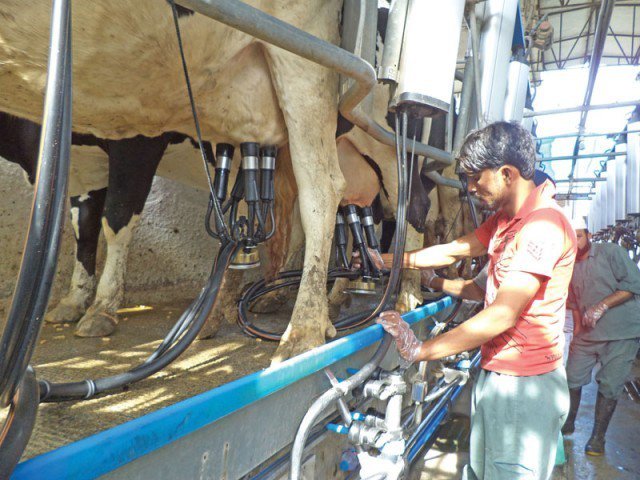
327,278,351,320
45,188,107,323
198,268,245,339
75,136,167,337
265,49,345,363
396,224,423,312
251,200,304,314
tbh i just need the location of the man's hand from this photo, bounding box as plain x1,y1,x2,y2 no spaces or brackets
582,301,609,329
420,268,437,289
376,310,422,364
351,248,390,271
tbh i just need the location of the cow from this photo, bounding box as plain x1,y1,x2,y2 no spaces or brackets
0,112,300,339
0,0,348,360
0,107,430,345
0,1,455,361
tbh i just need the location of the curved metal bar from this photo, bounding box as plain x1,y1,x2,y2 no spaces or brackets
175,0,453,168
0,369,39,480
0,0,72,407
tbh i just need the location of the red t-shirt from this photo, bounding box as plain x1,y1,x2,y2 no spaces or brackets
474,181,577,376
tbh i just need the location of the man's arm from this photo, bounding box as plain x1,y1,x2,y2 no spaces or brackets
583,245,640,328
430,276,486,302
404,232,488,269
582,290,634,329
416,270,541,360
364,231,488,271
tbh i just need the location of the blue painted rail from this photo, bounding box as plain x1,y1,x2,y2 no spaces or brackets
12,297,453,479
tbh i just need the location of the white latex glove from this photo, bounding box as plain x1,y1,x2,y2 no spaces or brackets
420,268,437,289
376,310,422,364
351,248,388,271
582,301,608,329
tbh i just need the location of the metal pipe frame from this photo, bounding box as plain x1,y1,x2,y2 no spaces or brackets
425,56,481,204
537,151,626,162
175,0,453,168
555,177,607,183
536,129,640,141
555,194,593,200
568,0,616,195
523,99,640,117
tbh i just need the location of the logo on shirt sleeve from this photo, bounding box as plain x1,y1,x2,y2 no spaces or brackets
526,239,544,261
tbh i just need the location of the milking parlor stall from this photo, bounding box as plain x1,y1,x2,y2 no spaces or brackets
1,0,640,479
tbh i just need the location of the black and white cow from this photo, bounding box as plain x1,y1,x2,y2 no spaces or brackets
0,113,222,337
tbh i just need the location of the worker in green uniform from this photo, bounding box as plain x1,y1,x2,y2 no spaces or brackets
562,217,640,456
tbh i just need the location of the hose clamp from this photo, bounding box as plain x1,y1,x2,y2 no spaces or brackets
217,155,232,171
84,379,97,399
242,155,259,170
39,379,51,401
335,213,345,224
260,156,276,170
346,213,360,225
362,215,374,227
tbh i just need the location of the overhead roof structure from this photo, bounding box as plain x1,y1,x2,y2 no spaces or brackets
528,0,640,81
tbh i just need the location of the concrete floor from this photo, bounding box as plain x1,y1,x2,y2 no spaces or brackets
3,290,638,478
5,296,279,460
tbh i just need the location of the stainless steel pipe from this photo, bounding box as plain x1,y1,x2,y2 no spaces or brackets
176,0,453,167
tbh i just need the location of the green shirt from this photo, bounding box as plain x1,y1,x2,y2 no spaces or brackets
570,243,640,341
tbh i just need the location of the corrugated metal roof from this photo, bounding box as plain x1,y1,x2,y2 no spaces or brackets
527,1,640,80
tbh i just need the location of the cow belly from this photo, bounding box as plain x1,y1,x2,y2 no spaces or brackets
156,140,214,192
69,146,108,197
0,1,289,144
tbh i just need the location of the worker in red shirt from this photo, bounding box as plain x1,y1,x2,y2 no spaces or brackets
363,122,577,479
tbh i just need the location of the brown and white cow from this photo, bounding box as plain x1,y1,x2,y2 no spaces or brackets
0,1,450,361
0,0,347,360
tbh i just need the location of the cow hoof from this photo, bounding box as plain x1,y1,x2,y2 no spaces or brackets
198,316,223,340
249,290,289,314
270,322,334,365
328,295,351,320
198,304,238,339
45,303,85,324
74,313,117,337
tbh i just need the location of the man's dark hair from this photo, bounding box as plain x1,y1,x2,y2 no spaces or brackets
458,121,536,180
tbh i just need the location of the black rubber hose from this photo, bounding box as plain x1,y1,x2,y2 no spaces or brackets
360,206,379,251
0,368,39,480
0,0,72,408
168,0,229,242
237,269,368,341
38,241,239,402
334,213,350,269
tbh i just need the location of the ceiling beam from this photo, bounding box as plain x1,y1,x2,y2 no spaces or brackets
568,0,617,195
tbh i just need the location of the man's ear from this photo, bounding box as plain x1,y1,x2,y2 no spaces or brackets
498,165,516,185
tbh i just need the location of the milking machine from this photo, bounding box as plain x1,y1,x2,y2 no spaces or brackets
587,118,640,263
289,2,487,478
236,201,395,341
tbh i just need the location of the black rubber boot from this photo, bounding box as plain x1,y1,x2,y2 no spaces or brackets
561,387,582,435
585,392,618,456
